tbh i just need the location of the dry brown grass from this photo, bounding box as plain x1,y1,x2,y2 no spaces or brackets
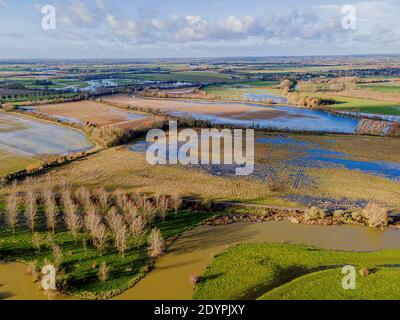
29,147,282,205
305,168,400,209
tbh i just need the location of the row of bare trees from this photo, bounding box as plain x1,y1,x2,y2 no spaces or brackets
3,178,182,259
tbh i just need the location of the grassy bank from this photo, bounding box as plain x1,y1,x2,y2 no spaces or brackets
193,243,400,300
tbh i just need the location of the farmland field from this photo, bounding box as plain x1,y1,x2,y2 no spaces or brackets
32,100,148,127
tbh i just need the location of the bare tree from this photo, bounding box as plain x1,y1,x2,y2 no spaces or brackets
128,215,147,248
141,200,156,224
5,181,19,233
95,187,109,213
84,204,101,243
122,201,139,221
107,208,129,256
171,193,183,215
75,186,92,210
62,190,82,238
114,189,129,211
43,188,58,233
93,222,108,255
24,187,37,233
156,195,169,221
148,228,164,259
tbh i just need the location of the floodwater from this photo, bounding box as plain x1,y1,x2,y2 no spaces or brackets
172,104,360,133
257,135,400,181
114,221,400,300
0,112,92,156
0,262,71,300
3,221,400,300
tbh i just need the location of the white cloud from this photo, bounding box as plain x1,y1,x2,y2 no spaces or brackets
106,15,140,41
96,0,105,10
69,1,93,24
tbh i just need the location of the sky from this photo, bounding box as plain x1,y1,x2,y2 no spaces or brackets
0,0,399,59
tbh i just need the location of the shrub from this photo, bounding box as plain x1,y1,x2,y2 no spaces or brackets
2,103,16,111
304,207,326,222
359,268,370,277
189,274,200,287
361,202,388,228
32,233,42,252
97,262,109,282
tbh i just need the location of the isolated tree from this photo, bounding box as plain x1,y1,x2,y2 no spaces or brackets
43,188,58,233
24,188,37,233
5,181,19,233
148,228,164,259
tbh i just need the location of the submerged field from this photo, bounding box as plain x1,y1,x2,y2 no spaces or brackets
105,95,360,133
6,131,398,210
0,111,93,176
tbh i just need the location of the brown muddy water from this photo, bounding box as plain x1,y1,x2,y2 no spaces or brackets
3,221,400,300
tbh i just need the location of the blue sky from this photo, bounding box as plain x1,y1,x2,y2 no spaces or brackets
0,0,399,59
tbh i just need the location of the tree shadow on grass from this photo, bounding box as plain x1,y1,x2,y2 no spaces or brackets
239,264,334,300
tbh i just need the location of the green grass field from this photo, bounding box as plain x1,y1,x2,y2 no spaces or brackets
203,82,280,100
193,243,400,300
0,150,36,177
328,96,400,115
260,267,400,300
359,83,400,94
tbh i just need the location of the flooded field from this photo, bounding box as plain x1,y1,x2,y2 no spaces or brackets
257,135,400,181
0,111,92,156
105,95,359,133
31,100,147,127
